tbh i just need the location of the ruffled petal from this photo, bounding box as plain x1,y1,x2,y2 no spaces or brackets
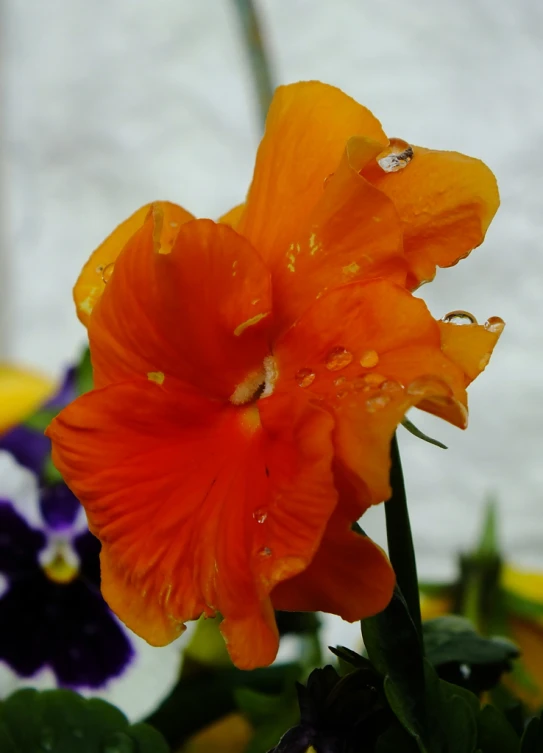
438,318,504,385
89,209,272,401
237,82,388,268
362,145,499,288
74,202,194,326
272,513,394,621
47,380,337,668
268,137,407,334
273,280,470,502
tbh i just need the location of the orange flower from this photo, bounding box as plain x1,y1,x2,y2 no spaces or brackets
47,82,502,669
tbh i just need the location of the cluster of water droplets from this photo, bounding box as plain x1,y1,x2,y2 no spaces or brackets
377,139,414,173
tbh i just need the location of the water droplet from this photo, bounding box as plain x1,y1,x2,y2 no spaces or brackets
102,263,115,284
407,376,451,398
443,310,477,325
336,390,348,399
484,316,505,334
323,172,334,187
360,349,379,368
363,373,387,387
325,347,353,371
295,368,316,388
377,139,414,173
95,264,104,274
380,379,403,393
253,509,268,524
366,394,391,412
259,547,272,557
333,376,347,386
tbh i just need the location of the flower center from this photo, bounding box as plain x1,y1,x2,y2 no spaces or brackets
39,538,80,584
230,356,277,406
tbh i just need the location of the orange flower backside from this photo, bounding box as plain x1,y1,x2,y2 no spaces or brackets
47,81,503,669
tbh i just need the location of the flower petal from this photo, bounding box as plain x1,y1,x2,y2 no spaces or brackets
273,280,469,502
272,513,394,621
89,210,272,400
47,380,337,668
74,202,195,326
363,146,499,288
269,137,407,334
0,366,55,433
438,318,504,385
218,203,244,227
237,82,387,268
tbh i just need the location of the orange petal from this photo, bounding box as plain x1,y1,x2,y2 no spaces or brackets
237,82,388,268
363,145,499,288
47,380,337,668
272,512,394,621
89,209,272,400
438,317,504,385
218,203,244,228
269,137,407,334
74,202,194,326
273,280,469,502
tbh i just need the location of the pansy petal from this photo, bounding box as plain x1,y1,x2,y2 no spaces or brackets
272,515,394,621
237,81,387,267
273,280,469,502
90,211,272,400
47,379,336,668
0,366,55,433
269,137,407,333
438,318,504,384
218,203,244,227
74,202,194,325
363,146,499,288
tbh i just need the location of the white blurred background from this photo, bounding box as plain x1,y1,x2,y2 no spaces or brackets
1,0,543,652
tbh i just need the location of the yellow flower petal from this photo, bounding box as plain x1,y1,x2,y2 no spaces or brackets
0,365,55,433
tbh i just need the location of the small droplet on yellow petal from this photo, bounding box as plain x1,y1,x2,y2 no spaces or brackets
325,347,353,371
101,263,115,283
360,350,379,368
443,310,477,325
484,316,505,334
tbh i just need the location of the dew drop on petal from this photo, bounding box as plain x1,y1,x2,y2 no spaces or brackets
95,264,104,274
325,347,353,371
336,390,348,399
295,368,316,388
380,379,403,393
102,263,115,284
366,394,391,412
442,310,477,325
407,376,451,398
484,316,505,334
333,376,347,386
253,509,268,524
360,350,379,368
259,547,272,557
377,139,414,173
363,373,387,387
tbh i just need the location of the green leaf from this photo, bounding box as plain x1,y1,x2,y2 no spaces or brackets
401,416,448,449
503,591,543,620
477,705,519,753
0,688,169,752
475,499,499,558
23,407,59,432
76,347,94,395
362,588,428,749
236,685,299,753
442,696,478,753
42,456,64,485
376,723,420,753
424,616,519,665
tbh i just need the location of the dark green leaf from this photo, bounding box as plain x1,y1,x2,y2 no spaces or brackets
442,696,478,753
503,591,543,620
0,688,169,753
521,716,543,753
362,588,428,749
376,723,420,753
424,616,519,665
401,416,448,449
477,705,519,753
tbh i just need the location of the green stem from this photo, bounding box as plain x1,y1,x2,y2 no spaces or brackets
385,433,422,639
231,0,275,128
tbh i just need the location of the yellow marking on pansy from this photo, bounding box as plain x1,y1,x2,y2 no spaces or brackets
43,552,79,585
239,404,261,436
147,371,165,385
309,232,321,256
342,261,361,277
232,260,238,277
233,312,269,337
